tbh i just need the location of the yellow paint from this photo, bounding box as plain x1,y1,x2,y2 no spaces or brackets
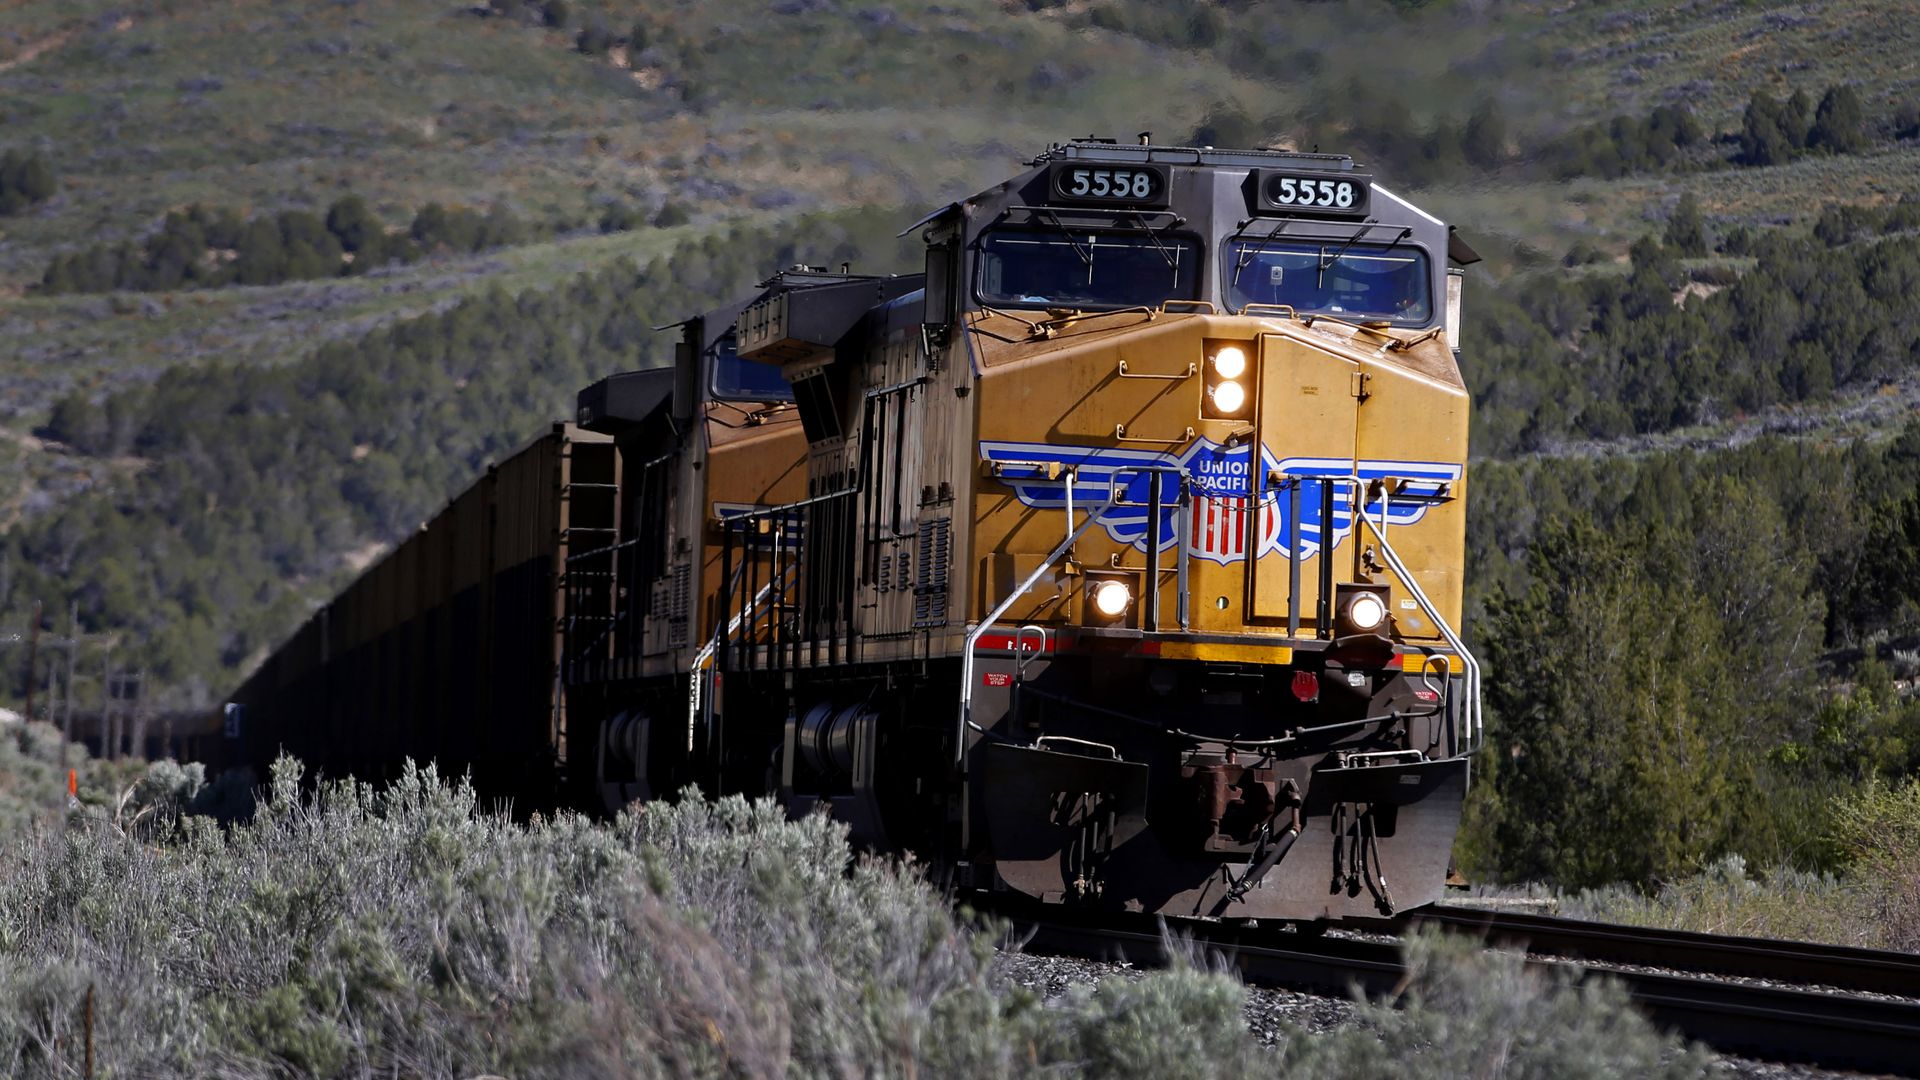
1159,641,1294,664
1398,653,1465,675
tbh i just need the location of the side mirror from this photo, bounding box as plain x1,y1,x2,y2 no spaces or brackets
1445,268,1464,355
924,241,955,328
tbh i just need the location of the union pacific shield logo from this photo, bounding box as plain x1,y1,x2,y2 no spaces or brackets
980,439,1460,566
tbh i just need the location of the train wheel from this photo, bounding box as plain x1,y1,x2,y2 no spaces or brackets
596,707,652,814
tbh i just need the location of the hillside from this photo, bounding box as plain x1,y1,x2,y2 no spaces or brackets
2,0,1919,717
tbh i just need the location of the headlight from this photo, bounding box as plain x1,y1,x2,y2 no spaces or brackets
1211,345,1247,379
1091,580,1132,618
1210,380,1246,414
1201,339,1254,420
1343,592,1387,632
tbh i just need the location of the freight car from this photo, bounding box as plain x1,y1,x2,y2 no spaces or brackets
232,138,1483,925
225,424,617,808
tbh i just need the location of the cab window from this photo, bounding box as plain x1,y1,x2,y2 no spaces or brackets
710,333,792,403
975,228,1201,310
1225,240,1432,323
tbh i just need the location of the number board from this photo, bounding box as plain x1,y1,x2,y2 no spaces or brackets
1254,170,1371,217
1047,163,1172,208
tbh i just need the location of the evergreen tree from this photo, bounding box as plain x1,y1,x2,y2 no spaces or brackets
1663,193,1708,257
1808,84,1867,154
1741,90,1794,165
1784,88,1816,148
234,218,288,286
1462,101,1506,169
15,152,56,202
326,195,383,253
1482,518,1752,886
0,148,58,215
1897,101,1920,140
576,21,614,55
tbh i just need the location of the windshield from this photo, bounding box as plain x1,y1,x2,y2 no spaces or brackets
710,334,793,403
975,228,1201,310
1225,240,1432,323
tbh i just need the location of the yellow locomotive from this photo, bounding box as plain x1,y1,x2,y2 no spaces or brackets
568,138,1480,923
229,139,1481,924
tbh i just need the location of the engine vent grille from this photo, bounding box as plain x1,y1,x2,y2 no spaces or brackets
667,561,690,648
913,518,950,627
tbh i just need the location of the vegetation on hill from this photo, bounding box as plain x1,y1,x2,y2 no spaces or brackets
5,209,906,703
37,199,535,295
1460,428,1920,893
1471,210,1920,454
5,0,1920,918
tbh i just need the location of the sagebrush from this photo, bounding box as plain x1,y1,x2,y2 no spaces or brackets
0,756,1714,1078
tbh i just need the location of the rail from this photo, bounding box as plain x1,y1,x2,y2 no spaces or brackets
1236,470,1479,755
998,905,1920,1076
1418,906,1920,998
686,562,785,751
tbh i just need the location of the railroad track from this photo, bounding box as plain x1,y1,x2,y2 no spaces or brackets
1002,906,1920,1076
1416,905,1920,997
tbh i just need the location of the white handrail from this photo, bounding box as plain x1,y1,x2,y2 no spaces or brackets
687,568,790,751
1356,506,1482,755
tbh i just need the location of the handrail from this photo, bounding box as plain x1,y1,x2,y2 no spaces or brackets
1256,469,1480,755
1157,299,1218,315
957,464,1182,767
1115,359,1197,380
957,495,1115,765
1237,303,1297,319
688,565,790,749
1114,423,1195,443
1354,506,1482,756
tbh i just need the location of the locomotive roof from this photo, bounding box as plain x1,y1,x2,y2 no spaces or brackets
1033,138,1356,172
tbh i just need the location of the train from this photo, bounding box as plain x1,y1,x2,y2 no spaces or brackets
226,138,1483,924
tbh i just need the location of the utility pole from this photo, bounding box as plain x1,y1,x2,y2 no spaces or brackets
130,669,148,761
61,600,77,770
24,599,42,723
100,654,114,762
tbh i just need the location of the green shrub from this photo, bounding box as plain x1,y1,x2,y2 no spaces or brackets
0,149,57,215
1279,930,1709,1078
1828,780,1920,951
1555,856,1872,947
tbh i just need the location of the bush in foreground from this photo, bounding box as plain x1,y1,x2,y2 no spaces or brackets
0,758,1709,1078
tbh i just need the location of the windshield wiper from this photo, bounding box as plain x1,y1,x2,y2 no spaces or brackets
1128,211,1181,270
1317,225,1412,287
1033,209,1094,267
1230,219,1291,288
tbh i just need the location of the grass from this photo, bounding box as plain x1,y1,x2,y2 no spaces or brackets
1453,832,1920,954
0,749,1713,1078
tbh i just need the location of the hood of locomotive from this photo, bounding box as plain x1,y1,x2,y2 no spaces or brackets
968,309,1468,646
